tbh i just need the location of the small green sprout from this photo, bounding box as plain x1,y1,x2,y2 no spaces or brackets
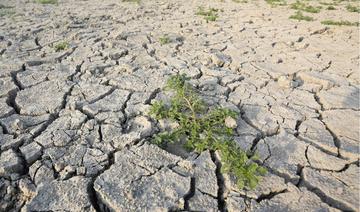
159,36,171,45
326,5,336,10
196,7,220,22
265,0,287,7
321,20,359,26
0,4,12,9
346,4,360,13
122,0,140,3
0,4,15,17
289,11,314,21
0,9,15,17
319,2,337,6
149,74,266,190
290,1,321,13
233,0,248,3
54,41,69,52
36,0,58,4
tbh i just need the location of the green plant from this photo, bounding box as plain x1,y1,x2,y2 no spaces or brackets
289,11,314,21
159,36,171,45
265,0,287,7
290,1,321,13
319,2,337,6
326,5,336,10
149,74,266,189
233,0,248,3
0,4,15,17
346,4,360,12
0,9,15,17
122,0,140,3
321,20,359,26
196,7,219,22
0,4,12,9
54,41,69,52
36,0,58,4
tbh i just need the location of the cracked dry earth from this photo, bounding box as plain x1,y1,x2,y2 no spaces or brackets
0,0,359,211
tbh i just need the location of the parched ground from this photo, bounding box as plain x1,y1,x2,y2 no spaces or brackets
0,0,359,211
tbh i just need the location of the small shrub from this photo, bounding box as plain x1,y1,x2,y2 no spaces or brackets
159,36,171,45
346,4,360,13
265,0,287,7
54,41,69,52
36,0,58,4
321,20,359,26
290,1,321,13
122,0,140,3
0,4,15,17
289,11,314,21
233,0,248,3
319,2,337,6
0,9,15,17
149,74,266,190
0,4,12,9
196,7,219,22
326,5,336,10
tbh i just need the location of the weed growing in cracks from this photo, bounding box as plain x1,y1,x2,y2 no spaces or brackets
233,0,248,3
36,0,58,4
54,41,69,52
196,7,220,22
326,5,336,10
290,1,321,13
346,4,360,13
289,11,314,21
149,74,266,189
265,0,287,7
0,4,15,17
122,0,141,4
159,35,171,45
321,20,359,26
